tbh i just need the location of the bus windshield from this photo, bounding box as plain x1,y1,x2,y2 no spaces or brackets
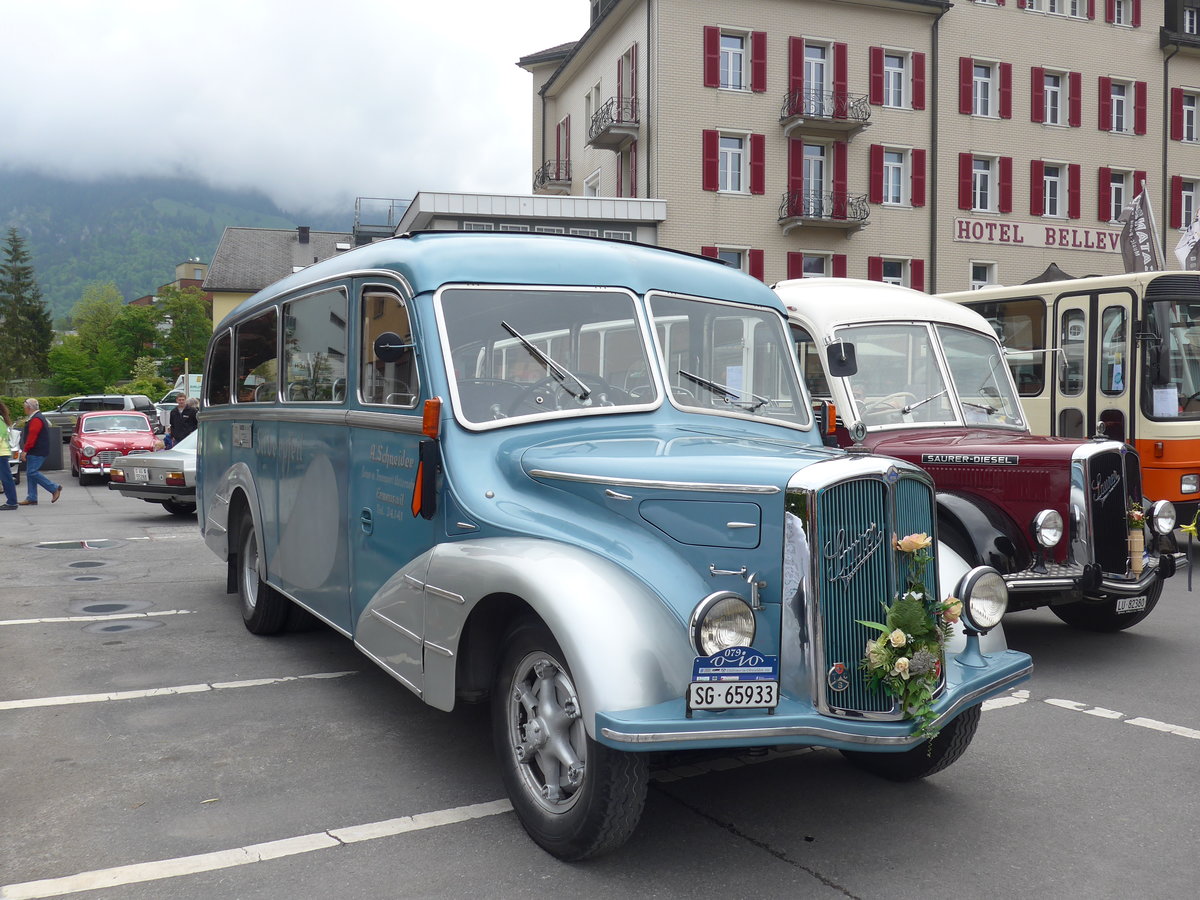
1147,299,1200,418
937,325,1025,427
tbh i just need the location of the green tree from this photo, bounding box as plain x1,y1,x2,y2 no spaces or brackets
0,227,54,385
109,304,163,372
70,281,124,349
157,284,211,378
122,355,169,398
47,335,107,394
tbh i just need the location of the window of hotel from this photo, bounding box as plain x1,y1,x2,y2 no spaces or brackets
1111,0,1131,26
1069,0,1088,17
970,262,997,290
585,82,601,126
1043,165,1063,216
974,63,995,116
720,135,746,192
1187,7,1199,33
498,224,530,232
535,226,565,234
1110,171,1129,222
720,33,746,90
884,54,906,107
973,158,995,211
603,229,633,241
883,150,906,205
570,227,600,237
882,259,905,286
1110,81,1128,132
1182,181,1198,227
803,143,827,214
785,252,846,280
584,170,601,196
868,256,923,290
1044,73,1062,124
463,222,494,231
1186,95,1198,141
717,249,745,271
1046,0,1063,12
805,43,831,116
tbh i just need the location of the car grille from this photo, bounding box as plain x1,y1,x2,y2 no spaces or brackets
96,451,122,467
788,458,939,720
1079,445,1142,575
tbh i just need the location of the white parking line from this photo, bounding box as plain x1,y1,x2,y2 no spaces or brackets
0,610,195,626
1045,697,1200,739
0,799,514,900
0,671,357,711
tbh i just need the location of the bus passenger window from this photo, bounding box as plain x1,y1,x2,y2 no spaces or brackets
362,290,419,408
235,309,278,403
1100,306,1127,396
283,288,348,403
207,331,232,405
790,324,832,398
1059,310,1085,397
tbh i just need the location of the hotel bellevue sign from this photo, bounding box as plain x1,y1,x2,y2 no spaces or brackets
954,217,1122,253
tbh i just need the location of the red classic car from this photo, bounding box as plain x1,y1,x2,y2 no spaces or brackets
70,411,158,485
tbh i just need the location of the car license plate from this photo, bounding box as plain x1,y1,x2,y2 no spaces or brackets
688,680,778,710
132,467,149,483
1116,595,1147,614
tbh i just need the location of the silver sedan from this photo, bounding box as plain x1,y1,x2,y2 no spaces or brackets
106,431,197,516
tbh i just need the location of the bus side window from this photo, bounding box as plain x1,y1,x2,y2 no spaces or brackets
207,331,232,405
235,308,278,403
362,290,419,408
790,323,832,398
283,288,348,403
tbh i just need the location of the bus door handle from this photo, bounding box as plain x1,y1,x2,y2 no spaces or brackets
360,508,374,536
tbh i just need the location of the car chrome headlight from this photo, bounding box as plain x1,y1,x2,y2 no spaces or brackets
82,444,97,458
1032,509,1063,548
955,566,1008,633
1181,474,1199,495
690,592,756,656
1150,500,1177,535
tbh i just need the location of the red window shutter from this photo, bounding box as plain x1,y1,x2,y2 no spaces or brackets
1031,67,1045,123
1068,163,1081,219
564,117,571,164
750,134,766,195
1172,88,1185,141
787,252,804,280
912,148,926,207
1134,170,1148,195
959,57,973,114
1105,0,1115,23
1134,81,1147,135
869,47,884,105
701,246,719,258
1172,175,1184,229
958,153,973,210
869,144,884,204
1098,166,1112,221
910,260,925,293
702,130,719,191
912,52,926,110
833,44,849,117
999,156,1013,213
1018,0,1027,8
999,62,1013,119
751,32,767,93
749,249,765,281
703,26,720,87
1068,71,1082,127
833,141,848,218
1087,0,1095,20
867,257,884,282
788,37,805,95
788,139,804,194
1098,76,1112,131
1030,160,1045,216
1132,0,1141,27
832,255,847,278
630,141,638,196
617,59,624,107
630,44,638,101
616,155,623,197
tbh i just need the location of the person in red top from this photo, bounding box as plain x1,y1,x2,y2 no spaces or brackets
17,398,62,506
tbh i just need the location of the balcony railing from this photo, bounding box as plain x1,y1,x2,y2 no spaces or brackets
533,160,572,194
778,190,870,232
588,96,640,149
780,89,871,136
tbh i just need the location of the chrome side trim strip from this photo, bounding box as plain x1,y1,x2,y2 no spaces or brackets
345,410,424,433
529,469,780,494
355,641,422,696
271,583,352,638
599,664,1032,746
424,640,454,658
369,609,422,644
1005,576,1078,591
426,584,466,605
726,522,757,529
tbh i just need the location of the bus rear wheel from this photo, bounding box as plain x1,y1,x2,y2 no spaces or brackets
237,511,289,635
1051,578,1163,632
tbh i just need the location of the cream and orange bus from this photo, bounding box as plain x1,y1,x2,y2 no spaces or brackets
941,271,1200,523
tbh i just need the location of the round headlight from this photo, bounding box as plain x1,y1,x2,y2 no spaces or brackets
1032,509,1064,548
690,592,756,656
82,444,97,458
1150,500,1176,535
955,566,1008,633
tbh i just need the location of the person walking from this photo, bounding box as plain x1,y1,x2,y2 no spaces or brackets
0,400,18,510
17,398,62,506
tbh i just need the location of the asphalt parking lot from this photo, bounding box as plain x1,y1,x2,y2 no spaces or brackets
3,477,1199,899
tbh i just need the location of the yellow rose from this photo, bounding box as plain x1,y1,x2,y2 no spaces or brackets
941,597,963,624
888,628,907,648
895,533,932,553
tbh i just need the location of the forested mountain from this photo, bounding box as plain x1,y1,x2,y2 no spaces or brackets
0,170,352,323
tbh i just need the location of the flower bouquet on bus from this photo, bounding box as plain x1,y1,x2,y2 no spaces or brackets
857,533,963,742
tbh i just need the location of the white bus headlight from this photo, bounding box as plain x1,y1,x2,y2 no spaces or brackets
1181,475,1199,495
955,566,1008,633
690,593,756,655
1032,509,1063,548
1150,500,1177,535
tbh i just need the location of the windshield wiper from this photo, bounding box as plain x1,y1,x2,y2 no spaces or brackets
961,399,997,414
500,321,591,401
901,389,948,415
677,369,772,411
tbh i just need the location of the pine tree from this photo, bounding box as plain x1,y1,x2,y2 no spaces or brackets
0,227,54,385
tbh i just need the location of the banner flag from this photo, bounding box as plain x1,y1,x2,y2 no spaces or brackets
1175,215,1200,270
1118,188,1163,273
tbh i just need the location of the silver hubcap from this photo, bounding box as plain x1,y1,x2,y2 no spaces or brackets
241,528,259,611
507,651,586,813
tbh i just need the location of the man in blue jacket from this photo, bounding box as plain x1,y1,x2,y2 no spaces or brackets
17,398,62,506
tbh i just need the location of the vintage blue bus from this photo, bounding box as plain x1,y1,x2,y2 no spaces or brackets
197,232,1031,859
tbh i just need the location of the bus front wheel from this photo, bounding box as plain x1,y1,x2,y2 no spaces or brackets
237,512,289,635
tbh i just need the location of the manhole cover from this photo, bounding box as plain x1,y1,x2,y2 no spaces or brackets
83,620,162,634
69,599,152,615
67,560,108,569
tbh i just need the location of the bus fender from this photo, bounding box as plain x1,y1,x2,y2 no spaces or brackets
359,537,695,736
202,462,265,576
935,491,1028,575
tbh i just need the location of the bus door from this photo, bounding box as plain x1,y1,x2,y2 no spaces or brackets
1052,294,1091,438
348,283,434,695
1051,290,1135,442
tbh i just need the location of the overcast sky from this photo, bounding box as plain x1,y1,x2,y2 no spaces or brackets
1,1,590,215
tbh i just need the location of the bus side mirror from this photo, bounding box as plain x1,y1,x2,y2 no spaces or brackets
374,331,414,363
1137,320,1171,386
826,341,857,377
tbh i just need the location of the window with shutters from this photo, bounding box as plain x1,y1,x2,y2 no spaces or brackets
1182,181,1198,228
882,260,905,286
1044,72,1063,125
883,149,906,205
1186,95,1198,142
718,249,744,271
1111,0,1131,25
585,82,601,127
1108,170,1132,222
1043,165,1064,217
705,27,766,93
721,33,747,90
786,252,846,280
970,262,998,291
1187,7,1199,33
1110,81,1129,132
974,63,996,116
720,135,746,192
884,54,906,107
974,158,995,211
1068,0,1088,17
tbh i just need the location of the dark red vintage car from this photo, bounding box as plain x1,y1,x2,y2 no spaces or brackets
69,411,158,485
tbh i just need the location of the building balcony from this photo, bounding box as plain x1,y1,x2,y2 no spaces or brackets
533,160,572,194
780,90,871,138
778,191,870,234
588,96,639,149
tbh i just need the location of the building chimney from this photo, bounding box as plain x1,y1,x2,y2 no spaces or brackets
298,226,310,244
